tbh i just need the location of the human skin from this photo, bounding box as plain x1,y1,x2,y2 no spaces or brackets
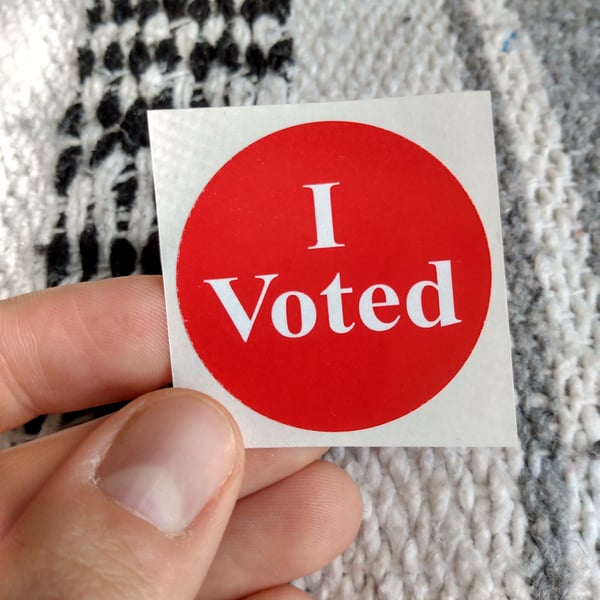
0,276,362,599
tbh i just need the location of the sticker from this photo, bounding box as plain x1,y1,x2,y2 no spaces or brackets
149,93,517,447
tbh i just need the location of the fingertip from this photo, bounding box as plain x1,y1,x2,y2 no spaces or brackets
300,461,363,559
199,459,362,598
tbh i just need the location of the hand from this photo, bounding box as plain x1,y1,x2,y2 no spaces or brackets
0,276,361,599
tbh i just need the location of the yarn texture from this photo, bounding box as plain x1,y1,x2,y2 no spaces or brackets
1,1,598,598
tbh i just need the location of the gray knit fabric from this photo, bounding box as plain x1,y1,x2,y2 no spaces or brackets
1,1,598,598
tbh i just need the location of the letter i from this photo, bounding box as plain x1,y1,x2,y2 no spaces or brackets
303,182,344,250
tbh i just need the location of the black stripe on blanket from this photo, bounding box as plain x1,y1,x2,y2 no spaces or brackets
47,0,293,288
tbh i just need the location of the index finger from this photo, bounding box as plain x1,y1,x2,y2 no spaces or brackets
0,276,170,432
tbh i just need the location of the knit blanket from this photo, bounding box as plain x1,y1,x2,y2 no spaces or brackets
1,1,598,597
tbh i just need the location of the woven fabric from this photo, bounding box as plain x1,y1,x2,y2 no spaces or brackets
1,1,598,598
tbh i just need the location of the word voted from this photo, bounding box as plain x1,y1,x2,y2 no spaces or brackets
203,182,461,342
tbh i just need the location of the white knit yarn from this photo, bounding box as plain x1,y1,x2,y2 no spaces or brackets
0,2,83,298
290,0,466,104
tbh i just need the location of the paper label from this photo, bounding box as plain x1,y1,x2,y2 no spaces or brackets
148,93,517,447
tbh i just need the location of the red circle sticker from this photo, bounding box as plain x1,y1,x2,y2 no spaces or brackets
177,121,491,432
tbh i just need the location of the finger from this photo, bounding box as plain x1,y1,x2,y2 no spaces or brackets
1,389,244,599
242,585,311,599
0,416,326,539
0,275,170,431
199,460,363,600
238,446,328,498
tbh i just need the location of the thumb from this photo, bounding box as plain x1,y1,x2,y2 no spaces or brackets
1,389,244,599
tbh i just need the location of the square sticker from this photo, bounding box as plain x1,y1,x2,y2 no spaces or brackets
148,92,517,447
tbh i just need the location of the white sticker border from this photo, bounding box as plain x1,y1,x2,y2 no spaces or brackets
148,92,517,447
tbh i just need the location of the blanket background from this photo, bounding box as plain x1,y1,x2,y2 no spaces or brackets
1,1,598,597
